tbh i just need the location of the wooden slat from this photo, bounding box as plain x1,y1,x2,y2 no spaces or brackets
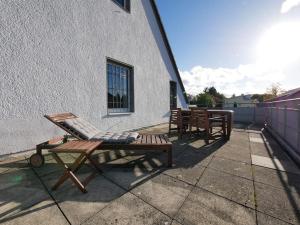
50,140,102,153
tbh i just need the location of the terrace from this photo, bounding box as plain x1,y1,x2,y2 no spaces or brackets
0,122,299,225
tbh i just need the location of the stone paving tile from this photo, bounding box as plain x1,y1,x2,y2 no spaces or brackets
39,162,95,191
83,192,171,225
250,142,291,161
102,166,161,191
163,148,209,185
257,212,292,225
131,173,192,217
0,200,69,225
253,165,300,193
197,168,255,209
163,163,206,186
32,153,76,177
208,156,253,180
251,155,300,174
175,187,256,225
255,182,300,224
215,148,251,164
0,168,50,220
175,147,213,167
0,167,37,190
0,158,29,174
171,220,183,225
51,174,126,225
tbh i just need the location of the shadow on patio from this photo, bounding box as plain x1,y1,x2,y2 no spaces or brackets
0,123,299,225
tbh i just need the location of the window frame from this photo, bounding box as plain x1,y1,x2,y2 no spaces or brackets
170,80,177,110
111,0,130,13
106,58,134,115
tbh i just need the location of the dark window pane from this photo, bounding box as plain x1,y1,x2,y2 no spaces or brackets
107,60,133,112
115,0,125,6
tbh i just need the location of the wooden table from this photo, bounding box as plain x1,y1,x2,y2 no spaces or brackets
182,109,234,140
49,140,103,193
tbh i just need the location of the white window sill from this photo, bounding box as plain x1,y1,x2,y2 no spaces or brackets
107,112,133,116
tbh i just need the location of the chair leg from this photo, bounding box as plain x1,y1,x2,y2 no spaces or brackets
167,147,173,167
205,129,210,145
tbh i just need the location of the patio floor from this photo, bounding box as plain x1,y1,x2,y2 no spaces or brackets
0,124,300,225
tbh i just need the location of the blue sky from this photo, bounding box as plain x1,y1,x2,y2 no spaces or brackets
156,0,300,96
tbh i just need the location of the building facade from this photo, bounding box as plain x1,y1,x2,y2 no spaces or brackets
0,0,188,155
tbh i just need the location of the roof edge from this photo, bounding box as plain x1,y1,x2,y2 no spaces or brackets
149,0,188,104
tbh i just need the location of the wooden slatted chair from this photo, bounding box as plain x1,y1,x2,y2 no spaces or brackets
189,109,226,144
168,108,189,138
30,113,173,167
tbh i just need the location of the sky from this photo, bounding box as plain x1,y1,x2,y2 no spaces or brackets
156,0,300,97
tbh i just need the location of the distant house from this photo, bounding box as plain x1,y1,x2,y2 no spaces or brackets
0,0,188,155
264,87,300,108
224,95,258,108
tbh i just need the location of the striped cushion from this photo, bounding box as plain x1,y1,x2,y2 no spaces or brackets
91,131,139,143
64,118,101,140
64,117,139,143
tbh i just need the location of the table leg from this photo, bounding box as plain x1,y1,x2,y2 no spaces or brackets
51,153,88,193
227,114,232,140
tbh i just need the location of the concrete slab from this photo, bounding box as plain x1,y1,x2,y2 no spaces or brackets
33,153,76,177
83,192,171,225
131,174,192,217
215,149,251,164
197,168,255,208
0,167,37,190
51,174,126,225
163,163,206,185
175,187,256,225
250,142,291,161
208,157,253,180
253,165,300,193
255,182,300,224
162,149,209,185
0,176,50,220
171,220,183,225
257,212,291,225
251,155,300,174
102,165,161,190
0,159,29,174
0,200,69,225
249,137,264,143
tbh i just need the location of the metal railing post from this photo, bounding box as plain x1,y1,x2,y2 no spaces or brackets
276,106,279,133
284,105,287,139
297,104,300,150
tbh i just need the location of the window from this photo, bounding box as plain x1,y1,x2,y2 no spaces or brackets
112,0,130,12
170,81,177,109
107,59,134,113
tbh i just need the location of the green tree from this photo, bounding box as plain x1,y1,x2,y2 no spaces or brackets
195,93,215,107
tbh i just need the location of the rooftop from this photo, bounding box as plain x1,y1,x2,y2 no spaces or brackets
0,124,300,225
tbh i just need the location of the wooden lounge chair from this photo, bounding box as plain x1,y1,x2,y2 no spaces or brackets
29,113,172,168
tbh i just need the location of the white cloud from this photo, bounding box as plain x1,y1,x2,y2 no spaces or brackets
179,63,285,97
281,0,300,13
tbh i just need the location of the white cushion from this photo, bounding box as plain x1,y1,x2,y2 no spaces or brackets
91,131,139,143
64,118,101,140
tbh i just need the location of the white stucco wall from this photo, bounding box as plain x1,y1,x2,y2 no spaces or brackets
0,0,187,155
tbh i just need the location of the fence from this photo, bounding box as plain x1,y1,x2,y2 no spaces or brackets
263,101,300,163
221,100,300,164
190,100,300,163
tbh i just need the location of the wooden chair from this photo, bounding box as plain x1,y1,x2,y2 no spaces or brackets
189,109,226,144
168,108,189,138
